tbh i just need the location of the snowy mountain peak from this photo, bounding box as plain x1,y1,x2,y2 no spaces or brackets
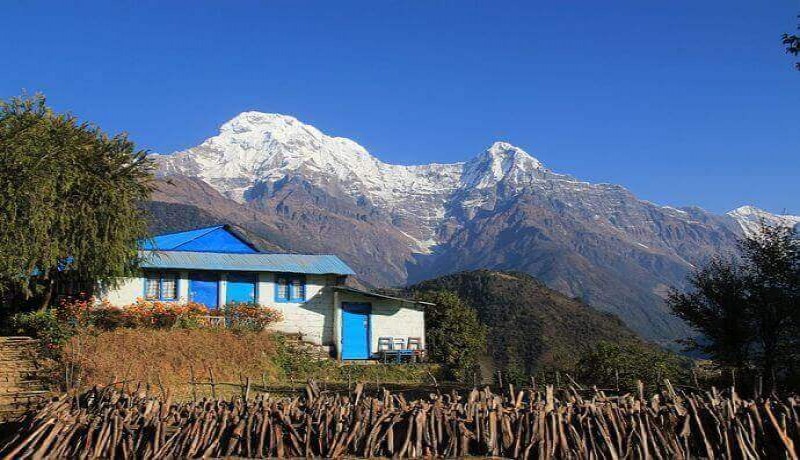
487,141,538,160
158,111,385,200
218,111,343,152
485,142,543,170
220,111,302,133
461,142,544,189
727,205,800,236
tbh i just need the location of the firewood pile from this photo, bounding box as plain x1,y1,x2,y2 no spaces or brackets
1,381,798,459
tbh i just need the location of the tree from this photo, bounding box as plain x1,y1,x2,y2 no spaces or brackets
577,341,690,391
668,224,800,391
0,94,153,309
416,290,487,383
783,14,800,70
668,259,752,371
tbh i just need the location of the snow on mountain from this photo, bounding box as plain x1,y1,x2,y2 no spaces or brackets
461,141,544,189
156,112,551,202
727,205,800,236
156,112,558,243
156,111,459,204
156,111,795,255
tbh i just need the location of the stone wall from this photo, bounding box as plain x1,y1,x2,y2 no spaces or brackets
0,337,48,421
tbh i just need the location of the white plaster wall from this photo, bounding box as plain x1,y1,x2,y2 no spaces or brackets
371,302,425,353
260,274,335,346
100,277,143,305
218,273,227,309
101,272,190,306
337,291,426,355
178,271,189,300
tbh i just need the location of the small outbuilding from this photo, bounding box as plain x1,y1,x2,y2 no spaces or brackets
99,225,428,360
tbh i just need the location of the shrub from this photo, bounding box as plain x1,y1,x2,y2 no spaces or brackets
120,299,209,329
8,309,71,359
576,341,691,391
414,291,486,384
87,306,128,330
57,295,101,328
217,302,284,331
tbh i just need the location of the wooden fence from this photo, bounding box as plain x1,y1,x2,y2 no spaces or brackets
1,380,798,459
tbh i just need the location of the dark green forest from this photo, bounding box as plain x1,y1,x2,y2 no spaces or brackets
404,270,685,386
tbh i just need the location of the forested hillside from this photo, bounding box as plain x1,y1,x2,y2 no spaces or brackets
405,270,646,381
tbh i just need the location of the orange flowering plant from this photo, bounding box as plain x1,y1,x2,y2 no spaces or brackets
51,298,279,332
56,295,131,330
215,302,284,331
121,299,210,329
55,297,211,330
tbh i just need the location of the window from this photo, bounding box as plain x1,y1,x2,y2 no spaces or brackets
161,275,176,300
290,278,304,300
145,273,160,299
144,272,178,301
274,274,305,302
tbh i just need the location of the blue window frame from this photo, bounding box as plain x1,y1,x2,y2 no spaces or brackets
144,271,178,301
274,273,306,303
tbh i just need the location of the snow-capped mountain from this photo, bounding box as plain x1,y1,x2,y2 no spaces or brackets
157,112,461,204
727,205,800,236
151,111,796,344
156,112,713,248
157,112,567,245
155,112,461,244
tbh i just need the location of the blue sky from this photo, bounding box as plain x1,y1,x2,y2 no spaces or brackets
3,1,799,214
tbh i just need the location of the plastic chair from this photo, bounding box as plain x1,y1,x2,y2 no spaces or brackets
392,337,405,350
377,337,393,351
377,337,396,363
406,337,424,362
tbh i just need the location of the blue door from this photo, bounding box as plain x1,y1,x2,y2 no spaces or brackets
342,303,371,360
226,272,257,304
189,272,219,309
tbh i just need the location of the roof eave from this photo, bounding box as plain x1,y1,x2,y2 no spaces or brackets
333,286,434,307
137,250,356,276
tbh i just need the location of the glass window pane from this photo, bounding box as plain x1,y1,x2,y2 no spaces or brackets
276,278,289,300
161,274,177,300
145,274,160,299
291,278,304,300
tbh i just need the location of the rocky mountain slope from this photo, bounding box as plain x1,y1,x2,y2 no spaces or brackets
727,205,800,236
150,111,798,344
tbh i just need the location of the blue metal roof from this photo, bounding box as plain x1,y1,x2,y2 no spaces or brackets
141,225,259,253
141,226,222,250
139,250,356,276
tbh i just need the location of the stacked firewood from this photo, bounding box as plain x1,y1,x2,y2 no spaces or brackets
1,381,798,458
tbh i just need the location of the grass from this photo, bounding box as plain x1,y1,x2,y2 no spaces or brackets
62,328,440,399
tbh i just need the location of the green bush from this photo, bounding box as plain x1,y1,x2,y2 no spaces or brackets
577,341,691,391
87,307,127,330
270,333,439,384
415,291,487,383
8,309,71,359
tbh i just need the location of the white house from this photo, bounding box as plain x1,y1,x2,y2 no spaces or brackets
99,225,428,360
